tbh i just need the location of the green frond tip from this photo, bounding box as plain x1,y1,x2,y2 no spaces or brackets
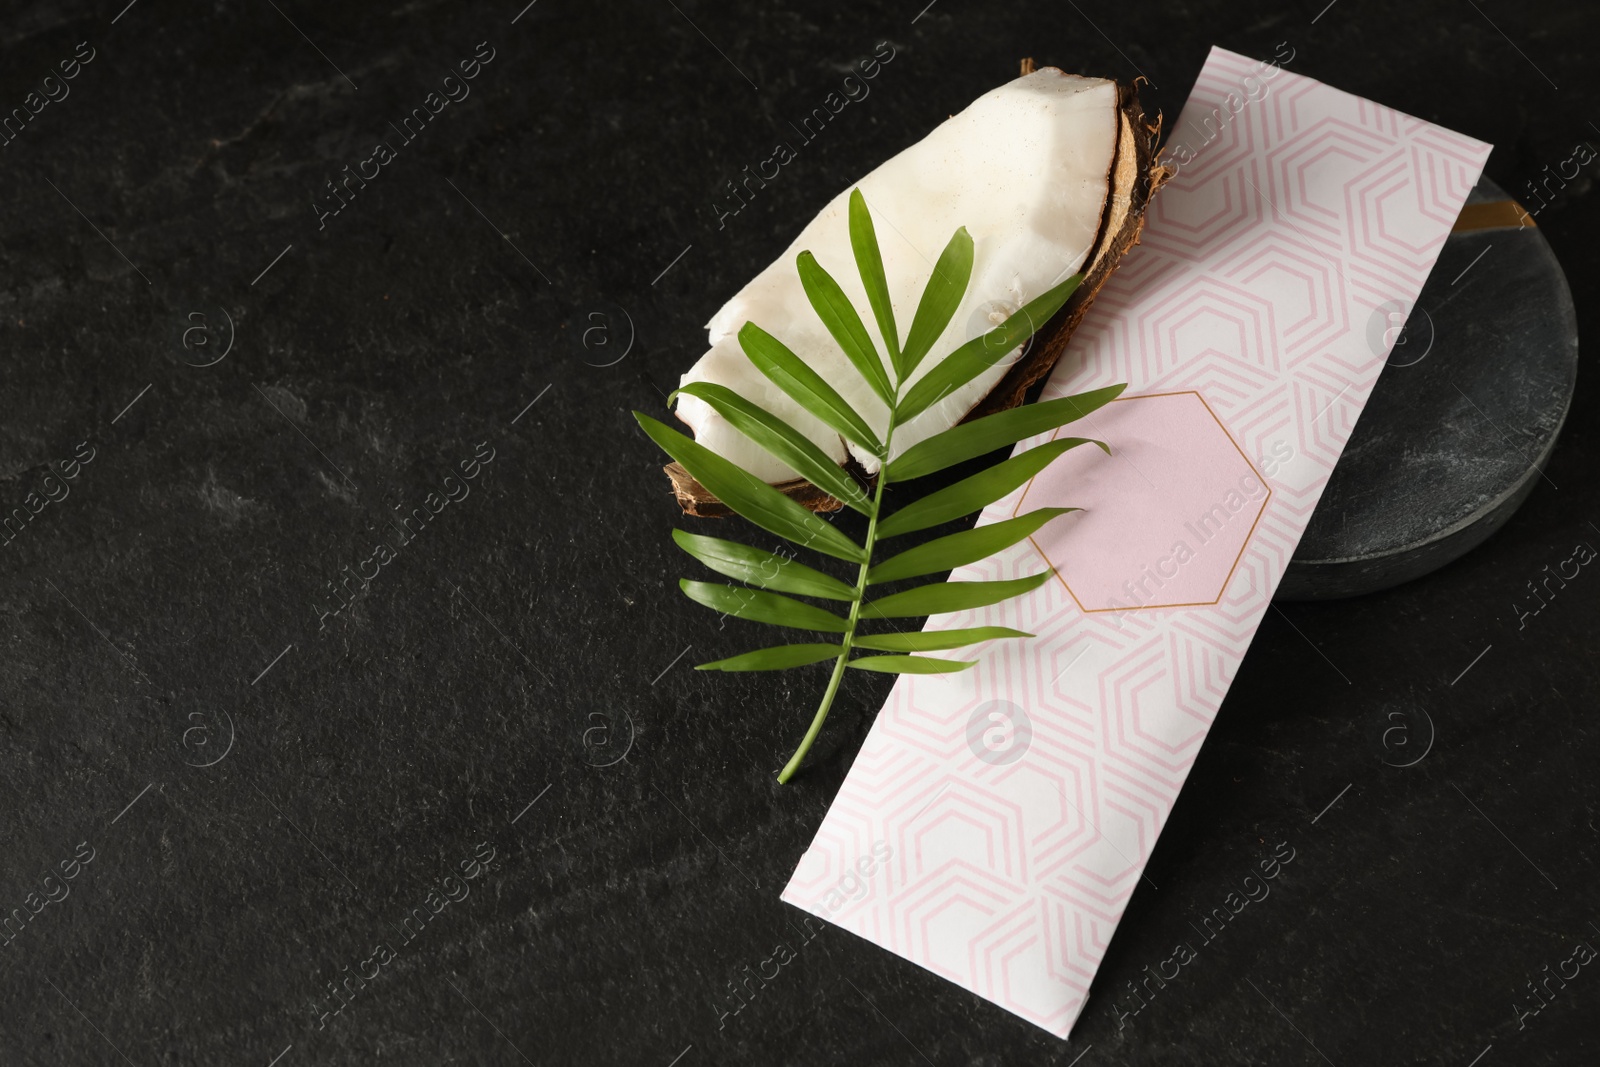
679,579,850,633
848,188,901,374
867,508,1076,585
797,249,894,407
736,322,883,457
860,571,1056,619
876,438,1092,539
896,272,1084,423
670,382,872,515
847,655,977,674
885,383,1124,481
633,411,865,564
697,644,843,671
900,226,974,377
853,626,1032,652
672,531,857,601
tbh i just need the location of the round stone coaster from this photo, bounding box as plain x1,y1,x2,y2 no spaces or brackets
1277,176,1578,601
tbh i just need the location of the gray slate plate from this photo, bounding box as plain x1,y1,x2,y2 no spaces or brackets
1278,176,1577,600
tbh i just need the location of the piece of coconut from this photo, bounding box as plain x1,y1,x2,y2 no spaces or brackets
667,66,1165,515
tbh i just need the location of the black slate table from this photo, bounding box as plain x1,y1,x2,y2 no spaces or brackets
2,1,1595,1064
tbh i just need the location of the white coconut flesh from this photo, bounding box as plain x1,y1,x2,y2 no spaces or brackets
673,68,1120,486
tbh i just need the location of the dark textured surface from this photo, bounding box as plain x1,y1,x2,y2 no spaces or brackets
1282,175,1578,599
1,2,1596,1065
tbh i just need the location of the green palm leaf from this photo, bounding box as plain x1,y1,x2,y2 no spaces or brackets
847,655,977,674
900,227,974,377
797,251,894,406
640,191,1130,784
897,273,1083,423
738,322,883,456
861,570,1055,619
876,438,1087,539
853,626,1031,652
868,508,1075,584
849,189,901,376
886,384,1125,481
697,644,843,671
680,580,850,633
671,382,871,514
634,412,863,563
672,531,858,601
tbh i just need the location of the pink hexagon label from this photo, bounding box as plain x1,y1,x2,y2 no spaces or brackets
1016,391,1268,612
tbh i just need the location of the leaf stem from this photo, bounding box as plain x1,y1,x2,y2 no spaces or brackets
777,422,895,783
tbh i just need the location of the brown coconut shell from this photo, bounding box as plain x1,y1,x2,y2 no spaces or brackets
666,70,1170,517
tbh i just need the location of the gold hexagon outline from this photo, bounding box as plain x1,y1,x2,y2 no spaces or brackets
1013,390,1272,613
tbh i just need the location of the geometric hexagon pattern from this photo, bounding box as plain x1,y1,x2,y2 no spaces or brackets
1016,391,1270,612
783,47,1491,1039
